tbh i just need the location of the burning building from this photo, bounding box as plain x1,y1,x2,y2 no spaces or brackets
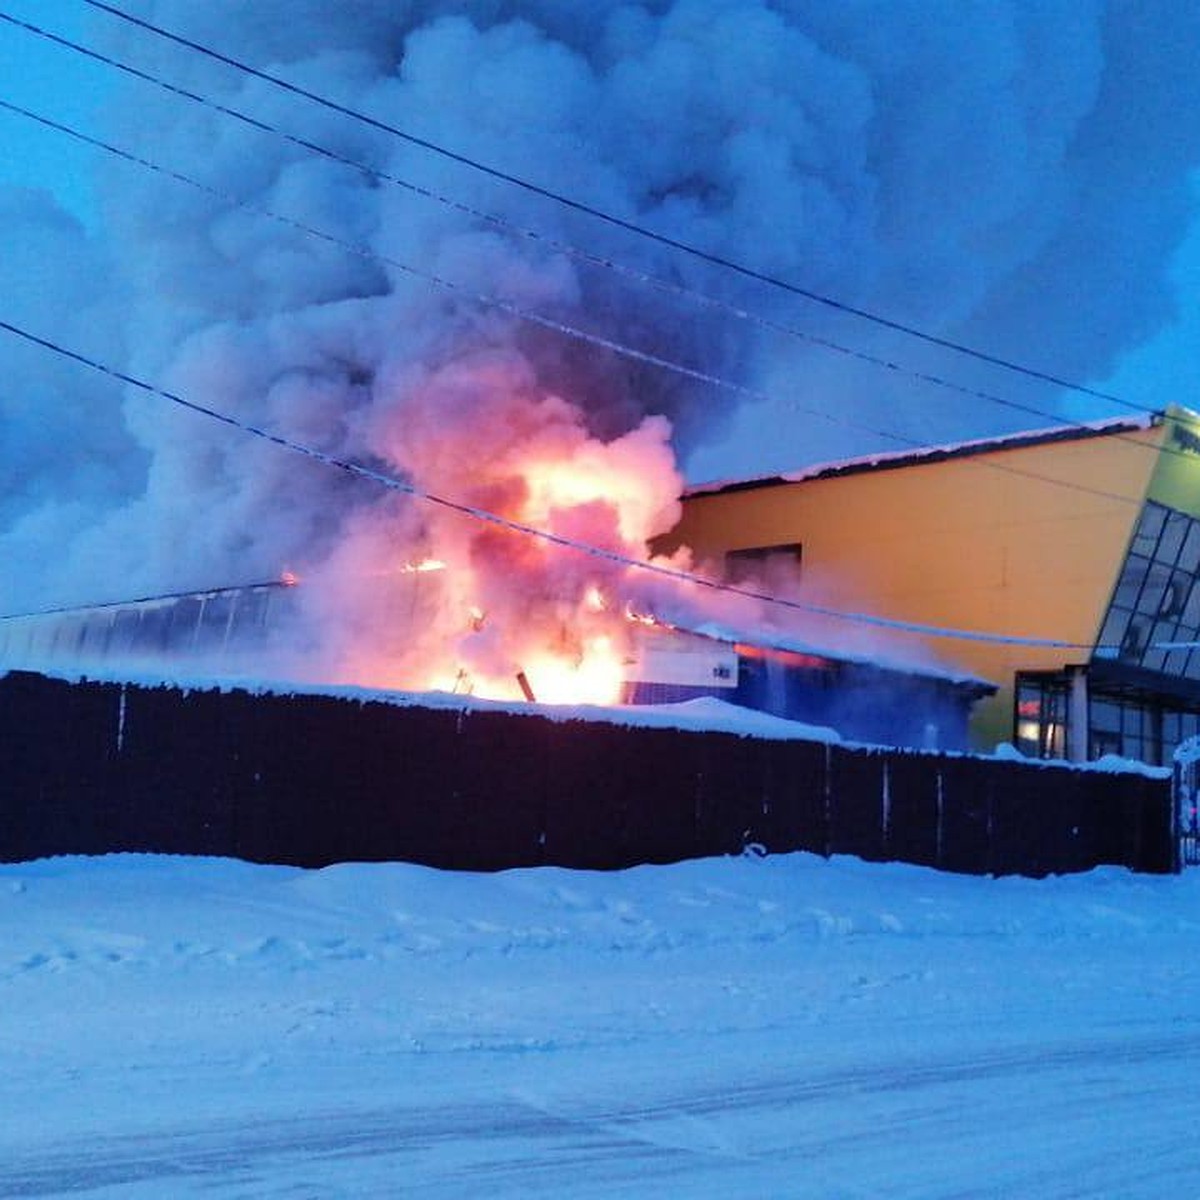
0,560,994,753
12,4,1190,757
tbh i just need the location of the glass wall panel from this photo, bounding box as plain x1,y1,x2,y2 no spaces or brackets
1097,607,1130,654
1160,510,1190,562
1085,686,1200,766
1140,562,1172,618
1095,501,1200,679
1180,524,1200,574
1113,557,1150,608
1182,580,1200,628
1131,504,1165,555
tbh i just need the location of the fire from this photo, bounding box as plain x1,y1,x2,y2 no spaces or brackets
624,603,671,629
519,636,626,706
426,633,628,708
308,364,688,708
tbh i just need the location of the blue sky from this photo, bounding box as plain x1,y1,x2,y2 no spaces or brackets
0,2,106,224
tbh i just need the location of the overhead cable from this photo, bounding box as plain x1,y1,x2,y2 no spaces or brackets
80,0,1155,416
0,316,1123,652
0,95,909,449
0,10,1164,441
0,94,1159,510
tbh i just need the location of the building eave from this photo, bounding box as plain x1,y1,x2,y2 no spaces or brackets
685,413,1162,500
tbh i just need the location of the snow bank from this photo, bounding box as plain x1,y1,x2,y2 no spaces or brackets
1,851,1199,1196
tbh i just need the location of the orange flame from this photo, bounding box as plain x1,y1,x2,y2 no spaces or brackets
315,375,686,707
519,636,625,706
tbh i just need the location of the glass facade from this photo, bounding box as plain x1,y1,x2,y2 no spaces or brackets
1015,670,1200,766
1095,501,1200,678
1014,499,1200,765
1008,499,1200,768
1087,692,1200,765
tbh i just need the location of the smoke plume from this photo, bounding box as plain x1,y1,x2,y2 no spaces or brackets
2,0,1199,693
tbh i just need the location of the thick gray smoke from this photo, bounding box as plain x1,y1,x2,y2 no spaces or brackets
2,0,1198,647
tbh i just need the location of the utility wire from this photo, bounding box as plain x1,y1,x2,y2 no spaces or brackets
0,316,1113,651
0,95,910,449
0,9,1163,442
81,0,1156,416
0,93,1162,511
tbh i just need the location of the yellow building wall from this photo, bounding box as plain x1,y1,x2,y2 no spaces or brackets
665,426,1165,748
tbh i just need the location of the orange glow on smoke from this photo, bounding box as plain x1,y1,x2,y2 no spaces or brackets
313,373,688,706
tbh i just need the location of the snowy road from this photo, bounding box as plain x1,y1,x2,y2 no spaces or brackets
2,854,1198,1197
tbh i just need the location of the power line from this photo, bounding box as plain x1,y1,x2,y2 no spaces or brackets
0,93,1162,510
0,10,1179,472
0,316,1112,651
0,9,1163,443
7,7,1181,489
80,0,1155,417
0,94,911,450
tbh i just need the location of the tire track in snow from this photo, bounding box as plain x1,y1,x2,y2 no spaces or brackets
3,1027,1199,1197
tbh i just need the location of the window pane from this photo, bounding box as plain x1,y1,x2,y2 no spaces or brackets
1138,563,1173,620
1113,556,1150,608
1153,617,1182,656
1158,571,1192,619
1180,523,1200,574
1097,607,1130,655
1160,510,1190,563
1179,579,1200,631
1122,705,1142,736
1121,616,1151,660
1132,504,1166,555
1143,646,1168,672
1091,698,1121,732
1164,648,1192,676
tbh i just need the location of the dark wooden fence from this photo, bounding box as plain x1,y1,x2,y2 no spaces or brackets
0,669,1177,875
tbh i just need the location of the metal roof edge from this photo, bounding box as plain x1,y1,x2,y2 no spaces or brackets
684,413,1162,499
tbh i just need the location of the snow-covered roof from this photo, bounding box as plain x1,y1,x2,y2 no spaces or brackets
685,414,1159,499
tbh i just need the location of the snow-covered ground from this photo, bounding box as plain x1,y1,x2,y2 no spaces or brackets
2,851,1199,1198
